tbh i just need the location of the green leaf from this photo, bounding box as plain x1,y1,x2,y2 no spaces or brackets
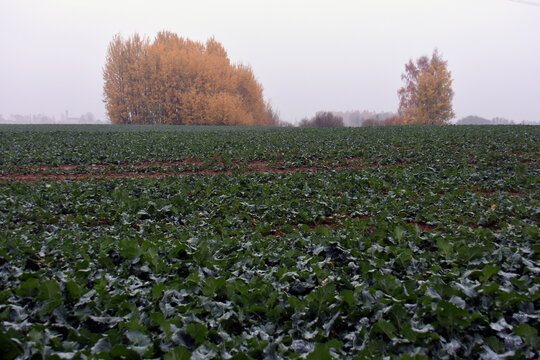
339,289,355,307
393,226,406,242
437,238,453,260
145,246,165,272
110,344,142,359
202,277,227,297
17,278,40,297
484,336,505,354
66,280,82,300
480,265,500,282
513,323,540,347
457,245,485,263
307,343,331,360
401,323,417,342
375,274,401,296
306,283,336,316
399,354,429,360
373,319,396,340
186,323,208,344
0,330,23,360
151,284,166,300
164,346,191,360
38,279,61,300
306,339,341,360
119,238,142,259
150,313,171,335
326,338,342,350
395,249,413,268
436,300,470,333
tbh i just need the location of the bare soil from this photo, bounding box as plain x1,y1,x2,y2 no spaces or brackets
0,159,378,182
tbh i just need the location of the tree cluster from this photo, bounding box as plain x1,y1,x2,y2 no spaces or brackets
299,112,344,128
103,32,276,126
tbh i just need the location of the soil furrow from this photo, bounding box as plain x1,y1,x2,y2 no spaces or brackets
0,162,373,182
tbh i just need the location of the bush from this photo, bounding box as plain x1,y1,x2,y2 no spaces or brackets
299,112,344,128
361,115,404,127
361,118,386,127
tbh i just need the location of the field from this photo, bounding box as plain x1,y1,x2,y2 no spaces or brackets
0,125,539,359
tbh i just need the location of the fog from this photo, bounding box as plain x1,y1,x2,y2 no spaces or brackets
1,0,539,124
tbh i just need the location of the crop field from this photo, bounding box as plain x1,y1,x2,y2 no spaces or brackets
0,125,539,359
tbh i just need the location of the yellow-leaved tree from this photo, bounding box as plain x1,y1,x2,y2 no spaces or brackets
397,49,455,125
103,32,277,126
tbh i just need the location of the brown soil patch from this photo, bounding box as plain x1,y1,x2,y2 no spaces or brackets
132,159,203,169
0,159,386,183
470,189,524,198
0,169,236,182
474,189,497,196
33,158,203,172
248,161,270,171
467,222,501,231
345,157,364,164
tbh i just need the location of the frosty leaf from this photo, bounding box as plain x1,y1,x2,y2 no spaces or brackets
91,337,112,354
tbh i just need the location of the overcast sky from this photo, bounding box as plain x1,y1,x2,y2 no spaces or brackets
1,0,539,124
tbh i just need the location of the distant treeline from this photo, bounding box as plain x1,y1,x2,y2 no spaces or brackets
292,110,397,128
103,32,277,126
0,113,106,125
331,110,396,127
456,116,520,125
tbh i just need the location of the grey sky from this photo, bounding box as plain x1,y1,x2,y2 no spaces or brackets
1,0,539,123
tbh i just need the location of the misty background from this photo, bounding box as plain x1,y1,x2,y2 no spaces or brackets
1,0,539,124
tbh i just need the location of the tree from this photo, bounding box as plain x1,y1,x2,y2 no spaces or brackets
103,32,277,126
397,49,455,125
312,112,344,127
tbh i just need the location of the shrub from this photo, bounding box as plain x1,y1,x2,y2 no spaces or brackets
299,112,344,128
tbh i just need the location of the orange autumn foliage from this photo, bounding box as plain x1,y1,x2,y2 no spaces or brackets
103,32,276,126
397,49,455,125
